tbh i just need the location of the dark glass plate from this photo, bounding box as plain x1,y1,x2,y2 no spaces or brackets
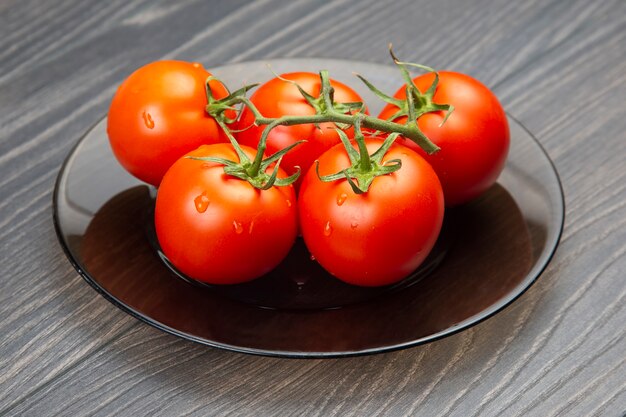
53,59,564,358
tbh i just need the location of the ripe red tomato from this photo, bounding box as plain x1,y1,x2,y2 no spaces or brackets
108,60,232,186
379,71,509,205
154,144,298,284
298,138,444,287
234,72,365,187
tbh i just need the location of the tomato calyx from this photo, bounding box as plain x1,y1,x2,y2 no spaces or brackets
357,47,455,133
204,79,258,125
316,118,402,194
188,139,302,190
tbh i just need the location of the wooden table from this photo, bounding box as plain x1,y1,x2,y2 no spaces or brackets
1,0,624,415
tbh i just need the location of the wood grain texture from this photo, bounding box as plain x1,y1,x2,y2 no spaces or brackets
1,0,625,415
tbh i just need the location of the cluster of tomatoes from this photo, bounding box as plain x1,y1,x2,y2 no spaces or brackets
107,58,509,287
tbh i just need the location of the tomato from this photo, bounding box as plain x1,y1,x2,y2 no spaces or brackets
108,60,232,186
234,72,365,187
379,71,509,205
154,144,298,284
298,138,444,287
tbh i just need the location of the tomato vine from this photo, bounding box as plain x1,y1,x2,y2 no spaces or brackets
201,48,453,190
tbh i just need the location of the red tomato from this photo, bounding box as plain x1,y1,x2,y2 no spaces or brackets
234,72,365,187
155,144,298,284
298,138,444,287
108,61,232,186
379,71,509,205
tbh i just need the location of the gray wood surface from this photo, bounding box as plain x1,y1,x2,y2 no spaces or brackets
1,0,625,415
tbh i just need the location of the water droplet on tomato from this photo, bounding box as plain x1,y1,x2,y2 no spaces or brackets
309,254,316,261
336,193,347,206
248,220,255,234
323,221,333,237
233,220,243,234
142,111,155,129
286,199,292,207
192,62,202,69
350,221,358,229
194,193,210,213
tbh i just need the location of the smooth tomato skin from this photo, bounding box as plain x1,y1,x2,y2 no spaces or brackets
298,138,444,287
379,71,509,206
234,72,365,187
155,144,298,284
108,61,231,186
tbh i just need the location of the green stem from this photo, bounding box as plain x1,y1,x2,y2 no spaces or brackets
353,118,371,172
317,124,403,194
319,70,334,112
209,95,439,154
214,118,251,166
